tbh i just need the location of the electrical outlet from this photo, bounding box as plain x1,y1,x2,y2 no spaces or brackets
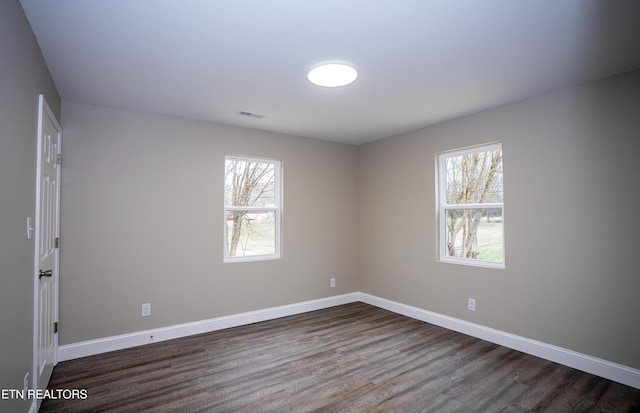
23,372,29,393
468,298,476,312
330,278,336,288
141,303,151,317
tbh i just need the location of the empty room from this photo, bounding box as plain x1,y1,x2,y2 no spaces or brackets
2,0,640,412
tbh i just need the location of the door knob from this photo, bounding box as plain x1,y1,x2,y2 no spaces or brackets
39,269,53,279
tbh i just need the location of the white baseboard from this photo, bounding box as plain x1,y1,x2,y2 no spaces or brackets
357,292,640,390
58,293,360,362
58,291,640,390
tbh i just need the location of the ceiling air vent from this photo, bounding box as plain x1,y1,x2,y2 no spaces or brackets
236,111,265,119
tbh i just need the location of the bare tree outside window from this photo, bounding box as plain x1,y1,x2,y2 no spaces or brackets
224,157,280,261
439,144,504,267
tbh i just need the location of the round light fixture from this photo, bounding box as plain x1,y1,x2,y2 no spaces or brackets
307,63,358,88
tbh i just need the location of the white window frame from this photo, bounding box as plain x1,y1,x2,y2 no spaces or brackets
224,155,282,263
437,142,505,269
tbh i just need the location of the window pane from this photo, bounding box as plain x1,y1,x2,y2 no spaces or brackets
226,210,276,257
445,208,503,262
225,158,276,207
445,149,503,204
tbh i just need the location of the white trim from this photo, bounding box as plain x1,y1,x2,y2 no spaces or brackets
357,293,640,390
57,292,640,390
58,293,359,362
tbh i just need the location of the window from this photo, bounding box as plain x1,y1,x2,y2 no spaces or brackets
437,143,504,268
224,156,281,262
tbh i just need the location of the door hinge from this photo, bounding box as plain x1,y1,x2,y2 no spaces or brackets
54,322,58,334
55,237,59,248
57,153,62,165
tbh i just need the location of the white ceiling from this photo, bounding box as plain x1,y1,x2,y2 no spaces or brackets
20,0,640,145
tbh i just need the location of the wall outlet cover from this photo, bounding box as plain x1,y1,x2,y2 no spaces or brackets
142,303,151,317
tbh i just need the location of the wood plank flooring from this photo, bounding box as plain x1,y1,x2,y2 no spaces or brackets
40,303,640,412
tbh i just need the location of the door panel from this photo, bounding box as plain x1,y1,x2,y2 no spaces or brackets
34,95,61,402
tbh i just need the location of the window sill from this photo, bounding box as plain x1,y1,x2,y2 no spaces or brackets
224,255,281,264
438,256,505,269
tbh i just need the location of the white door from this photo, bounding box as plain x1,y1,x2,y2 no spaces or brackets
33,95,61,400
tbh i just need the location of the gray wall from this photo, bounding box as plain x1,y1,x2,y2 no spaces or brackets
358,69,640,369
0,1,60,412
59,101,359,344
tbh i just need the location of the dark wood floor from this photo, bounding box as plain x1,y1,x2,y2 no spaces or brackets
40,302,639,413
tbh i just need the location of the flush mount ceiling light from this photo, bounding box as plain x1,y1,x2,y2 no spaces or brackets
307,63,358,87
